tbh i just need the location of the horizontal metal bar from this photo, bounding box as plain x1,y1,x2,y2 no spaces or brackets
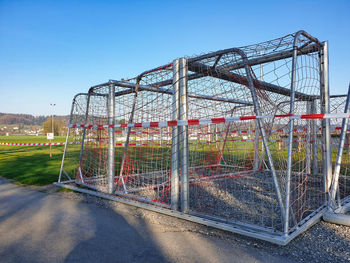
297,30,321,45
188,61,317,101
285,207,326,241
114,191,170,208
89,82,110,90
59,179,75,184
72,93,89,100
74,181,170,208
140,73,204,88
89,37,319,99
108,80,252,105
137,63,173,77
89,63,172,91
188,210,281,235
89,81,139,95
288,205,325,233
323,212,350,226
114,89,135,97
334,196,350,214
330,94,347,98
144,45,319,101
188,41,318,65
216,44,319,73
187,92,252,105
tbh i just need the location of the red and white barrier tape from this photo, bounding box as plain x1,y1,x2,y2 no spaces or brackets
2,139,342,148
0,142,80,146
112,126,343,136
69,113,350,129
84,138,341,147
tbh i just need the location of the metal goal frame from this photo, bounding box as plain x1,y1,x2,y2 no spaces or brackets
57,30,337,245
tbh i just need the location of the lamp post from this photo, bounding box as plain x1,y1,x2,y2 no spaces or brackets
49,103,56,158
50,103,56,135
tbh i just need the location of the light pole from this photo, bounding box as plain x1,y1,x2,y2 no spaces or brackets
50,103,56,135
49,103,56,158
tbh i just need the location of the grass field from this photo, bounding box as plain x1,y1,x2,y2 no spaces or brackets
1,135,347,187
0,135,67,143
0,136,68,185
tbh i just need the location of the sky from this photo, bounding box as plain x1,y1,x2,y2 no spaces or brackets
0,0,349,116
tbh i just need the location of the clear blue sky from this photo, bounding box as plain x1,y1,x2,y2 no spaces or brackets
0,0,349,116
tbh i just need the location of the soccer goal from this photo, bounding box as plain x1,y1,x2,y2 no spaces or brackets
323,89,350,226
58,30,338,245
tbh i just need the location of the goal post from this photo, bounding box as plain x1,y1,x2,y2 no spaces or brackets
58,30,349,244
323,86,350,226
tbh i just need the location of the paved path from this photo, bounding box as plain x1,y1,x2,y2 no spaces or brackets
0,178,295,263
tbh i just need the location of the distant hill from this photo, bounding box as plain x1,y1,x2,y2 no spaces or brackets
0,113,69,126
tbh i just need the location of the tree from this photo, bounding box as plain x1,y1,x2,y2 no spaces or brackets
42,118,65,136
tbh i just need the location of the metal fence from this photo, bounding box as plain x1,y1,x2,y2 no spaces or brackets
58,30,341,245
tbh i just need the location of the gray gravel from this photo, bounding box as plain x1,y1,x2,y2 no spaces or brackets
39,184,350,263
83,168,326,234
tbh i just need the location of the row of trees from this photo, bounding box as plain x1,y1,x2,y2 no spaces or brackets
42,118,126,136
42,118,66,136
0,113,47,125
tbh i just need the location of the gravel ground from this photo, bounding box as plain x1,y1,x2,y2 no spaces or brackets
29,183,350,263
83,168,325,233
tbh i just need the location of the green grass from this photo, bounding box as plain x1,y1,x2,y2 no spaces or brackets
0,145,65,185
0,136,67,143
0,136,289,186
0,136,79,186
1,135,349,187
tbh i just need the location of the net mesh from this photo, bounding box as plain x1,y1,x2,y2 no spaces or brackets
329,96,350,207
61,31,331,233
183,36,323,231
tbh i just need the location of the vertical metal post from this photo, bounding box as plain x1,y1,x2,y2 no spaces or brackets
320,41,332,198
225,47,286,226
49,140,52,158
107,84,116,194
347,132,350,160
179,57,189,213
311,99,318,175
78,94,91,180
171,59,180,210
284,37,298,235
254,57,263,171
306,101,312,174
243,62,285,223
253,120,260,170
329,84,350,208
59,96,77,182
118,79,141,194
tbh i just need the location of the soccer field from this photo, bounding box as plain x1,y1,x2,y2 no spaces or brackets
0,136,76,185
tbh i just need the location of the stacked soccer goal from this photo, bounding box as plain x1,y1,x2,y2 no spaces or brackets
324,93,350,224
58,30,350,245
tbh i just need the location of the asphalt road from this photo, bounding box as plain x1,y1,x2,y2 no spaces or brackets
0,178,296,263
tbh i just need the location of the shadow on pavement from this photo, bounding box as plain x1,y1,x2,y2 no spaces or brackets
0,179,169,263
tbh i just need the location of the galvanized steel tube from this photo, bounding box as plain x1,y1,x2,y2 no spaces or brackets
284,32,300,234
107,83,116,194
59,94,85,182
179,58,189,213
171,59,180,210
329,83,350,208
320,41,332,197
